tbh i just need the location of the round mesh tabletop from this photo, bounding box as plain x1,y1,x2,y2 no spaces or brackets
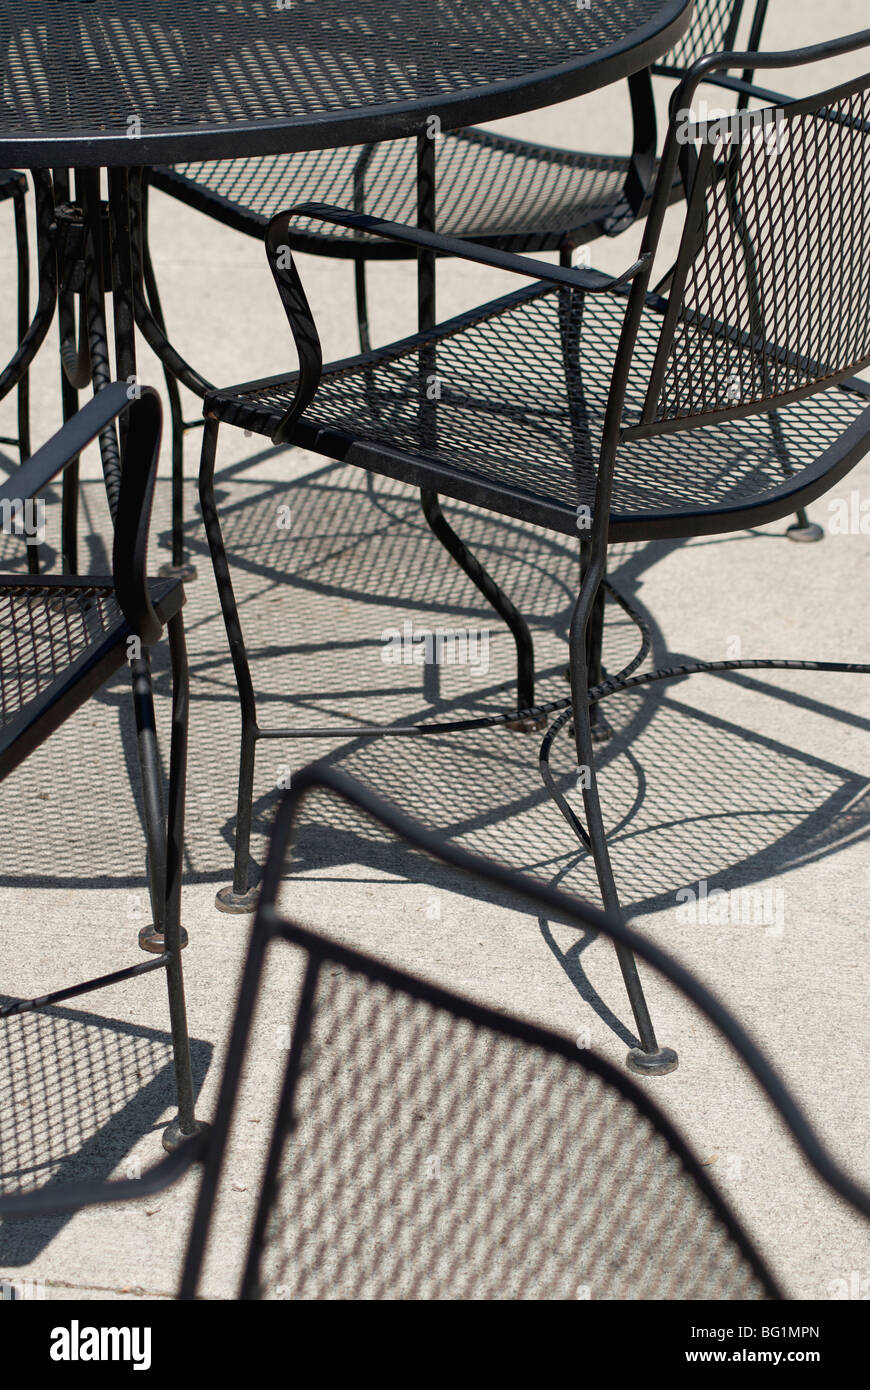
0,0,692,166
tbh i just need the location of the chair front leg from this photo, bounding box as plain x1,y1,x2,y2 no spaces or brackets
568,584,677,1075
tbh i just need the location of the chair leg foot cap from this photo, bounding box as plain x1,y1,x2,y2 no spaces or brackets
786,522,824,543
139,925,188,954
162,1118,210,1154
215,885,259,914
158,561,199,580
626,1046,679,1076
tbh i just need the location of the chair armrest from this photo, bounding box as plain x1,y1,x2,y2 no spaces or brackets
0,382,166,647
263,206,651,445
0,1130,206,1219
270,204,652,297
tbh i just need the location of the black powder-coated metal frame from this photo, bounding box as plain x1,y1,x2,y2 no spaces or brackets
198,30,870,1072
0,383,204,1153
1,764,868,1300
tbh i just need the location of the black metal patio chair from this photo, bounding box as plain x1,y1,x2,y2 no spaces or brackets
2,763,868,1299
146,0,806,571
0,382,204,1154
197,29,870,1074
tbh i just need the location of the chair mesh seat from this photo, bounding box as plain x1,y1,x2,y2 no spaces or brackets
0,584,123,729
157,132,632,251
211,281,870,529
256,955,773,1300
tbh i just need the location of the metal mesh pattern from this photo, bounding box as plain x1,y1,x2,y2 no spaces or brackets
255,952,772,1299
152,1,748,250
0,585,121,729
160,134,629,251
651,85,870,424
213,283,870,523
0,1,677,143
659,0,743,72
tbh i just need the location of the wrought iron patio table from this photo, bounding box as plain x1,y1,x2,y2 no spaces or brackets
0,0,694,575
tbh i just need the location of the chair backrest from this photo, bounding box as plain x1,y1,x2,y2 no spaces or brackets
622,30,870,438
179,763,839,1301
233,923,778,1300
2,762,866,1293
655,0,760,77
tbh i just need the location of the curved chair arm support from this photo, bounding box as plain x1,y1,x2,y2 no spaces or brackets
261,762,870,1224
264,213,324,445
0,382,165,646
276,203,652,297
0,1130,207,1219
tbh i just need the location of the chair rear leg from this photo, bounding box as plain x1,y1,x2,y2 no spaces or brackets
200,417,262,913
420,488,543,729
569,585,677,1074
787,506,824,543
214,724,260,915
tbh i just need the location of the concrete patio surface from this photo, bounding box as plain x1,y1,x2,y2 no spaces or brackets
0,0,868,1301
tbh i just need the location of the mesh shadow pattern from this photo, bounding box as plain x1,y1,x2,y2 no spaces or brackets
0,1004,174,1198
254,948,776,1300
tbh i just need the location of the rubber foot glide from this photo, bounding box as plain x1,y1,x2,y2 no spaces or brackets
158,561,199,580
139,924,188,954
626,1046,679,1076
215,884,260,914
162,1117,210,1154
785,522,824,543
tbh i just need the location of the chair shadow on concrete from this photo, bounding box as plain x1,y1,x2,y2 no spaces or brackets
0,997,211,1266
0,454,866,1055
